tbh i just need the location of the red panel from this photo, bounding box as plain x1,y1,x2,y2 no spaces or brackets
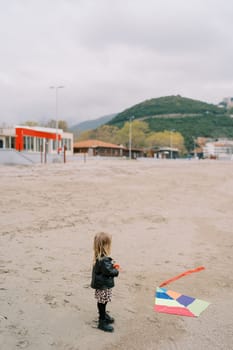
154,305,195,317
15,127,61,151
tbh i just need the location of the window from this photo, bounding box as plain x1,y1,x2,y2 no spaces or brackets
52,140,56,150
11,137,15,149
61,138,71,150
5,137,9,148
23,136,34,151
36,138,43,152
5,136,15,149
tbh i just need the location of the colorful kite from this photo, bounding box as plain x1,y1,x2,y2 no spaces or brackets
154,266,210,317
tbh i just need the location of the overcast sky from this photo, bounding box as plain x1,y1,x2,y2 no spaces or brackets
1,0,233,126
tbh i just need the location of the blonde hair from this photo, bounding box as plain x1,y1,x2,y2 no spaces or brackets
93,232,112,262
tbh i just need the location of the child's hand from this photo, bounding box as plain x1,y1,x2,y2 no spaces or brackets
113,263,120,270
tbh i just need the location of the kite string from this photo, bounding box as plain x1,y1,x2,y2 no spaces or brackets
159,266,205,288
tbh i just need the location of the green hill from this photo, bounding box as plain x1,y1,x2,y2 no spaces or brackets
108,95,233,150
109,95,223,125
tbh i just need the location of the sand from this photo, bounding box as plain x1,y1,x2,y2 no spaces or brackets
0,158,232,350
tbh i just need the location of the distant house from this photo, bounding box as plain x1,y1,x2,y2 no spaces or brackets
203,139,233,159
222,97,233,109
147,147,179,159
73,139,144,158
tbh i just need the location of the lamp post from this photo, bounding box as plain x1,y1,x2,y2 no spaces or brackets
170,129,175,159
50,85,64,153
193,137,196,158
129,116,134,159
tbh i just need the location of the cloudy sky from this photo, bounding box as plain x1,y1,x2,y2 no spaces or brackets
1,0,233,126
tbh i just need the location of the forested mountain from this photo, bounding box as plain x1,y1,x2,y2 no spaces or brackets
109,95,223,126
108,95,233,150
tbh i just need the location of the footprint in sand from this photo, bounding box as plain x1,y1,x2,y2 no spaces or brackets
44,294,58,308
16,339,29,348
33,267,50,273
0,268,10,274
50,341,79,349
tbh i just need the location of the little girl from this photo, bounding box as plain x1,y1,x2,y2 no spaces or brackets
91,232,119,332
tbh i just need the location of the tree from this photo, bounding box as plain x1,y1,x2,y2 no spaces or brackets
58,120,68,131
76,129,96,141
46,119,56,128
75,125,120,143
96,125,119,143
145,130,186,153
22,121,39,126
45,119,68,131
114,120,149,147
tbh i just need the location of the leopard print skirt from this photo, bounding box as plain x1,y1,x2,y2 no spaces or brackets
95,289,112,304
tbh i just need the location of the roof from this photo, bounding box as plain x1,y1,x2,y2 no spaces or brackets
73,139,126,149
15,125,63,134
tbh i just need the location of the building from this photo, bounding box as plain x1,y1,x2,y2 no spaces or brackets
155,147,179,159
0,127,15,149
222,97,233,109
0,126,73,155
203,139,233,159
73,139,144,158
147,146,179,159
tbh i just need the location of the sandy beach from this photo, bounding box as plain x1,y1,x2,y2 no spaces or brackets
0,158,232,350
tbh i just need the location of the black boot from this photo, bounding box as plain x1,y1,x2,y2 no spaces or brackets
105,312,115,324
98,319,114,332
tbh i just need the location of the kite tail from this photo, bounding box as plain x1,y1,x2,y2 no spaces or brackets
159,266,205,287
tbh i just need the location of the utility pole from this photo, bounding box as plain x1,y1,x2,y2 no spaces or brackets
50,86,64,153
129,116,134,159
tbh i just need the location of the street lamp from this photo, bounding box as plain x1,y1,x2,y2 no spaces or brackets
193,137,196,158
129,116,134,159
50,85,64,153
170,129,175,159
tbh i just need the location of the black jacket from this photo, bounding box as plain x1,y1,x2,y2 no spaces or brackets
91,256,119,290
